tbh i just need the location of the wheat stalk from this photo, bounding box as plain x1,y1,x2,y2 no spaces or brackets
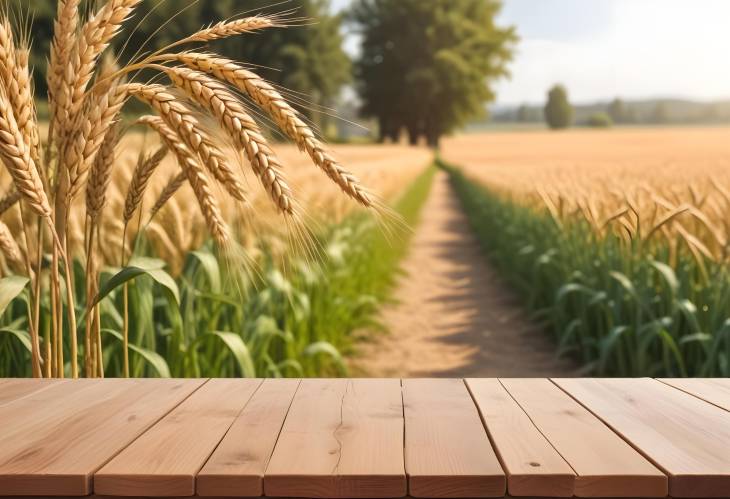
137,115,229,245
123,145,168,224
162,66,294,213
172,53,372,207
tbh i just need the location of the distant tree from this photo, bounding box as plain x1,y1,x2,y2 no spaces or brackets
587,112,612,128
351,0,517,147
516,104,530,122
544,84,573,130
653,102,671,124
607,98,626,124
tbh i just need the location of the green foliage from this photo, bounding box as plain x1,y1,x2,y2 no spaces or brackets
544,84,573,130
446,164,730,377
0,165,436,378
350,0,516,147
587,112,612,128
607,97,627,124
13,0,350,123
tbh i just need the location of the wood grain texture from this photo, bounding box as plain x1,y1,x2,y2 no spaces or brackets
264,379,406,498
466,378,575,497
402,379,505,498
660,378,730,412
94,379,261,497
196,378,300,497
0,378,65,407
0,378,203,496
555,378,730,498
501,378,667,497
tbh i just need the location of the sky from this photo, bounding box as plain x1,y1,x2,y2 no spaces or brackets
332,0,730,106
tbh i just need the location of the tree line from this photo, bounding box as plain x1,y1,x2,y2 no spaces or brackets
16,0,516,147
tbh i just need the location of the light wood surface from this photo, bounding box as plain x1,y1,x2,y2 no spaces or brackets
2,378,730,498
659,378,730,412
402,379,505,498
501,378,667,497
264,379,406,498
0,378,203,496
555,378,730,498
94,379,260,497
0,379,65,407
466,378,575,497
196,378,300,497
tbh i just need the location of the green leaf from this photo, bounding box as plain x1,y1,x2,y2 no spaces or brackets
650,261,679,295
190,250,221,293
209,331,256,377
102,329,171,377
0,327,31,351
0,276,29,316
93,257,179,307
303,341,347,376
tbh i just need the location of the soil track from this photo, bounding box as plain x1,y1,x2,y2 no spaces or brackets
352,171,576,377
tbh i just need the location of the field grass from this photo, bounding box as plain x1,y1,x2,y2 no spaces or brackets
443,127,730,376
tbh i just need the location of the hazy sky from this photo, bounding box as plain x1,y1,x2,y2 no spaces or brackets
332,0,730,105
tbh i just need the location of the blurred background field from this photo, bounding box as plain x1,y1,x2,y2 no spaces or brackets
1,0,730,379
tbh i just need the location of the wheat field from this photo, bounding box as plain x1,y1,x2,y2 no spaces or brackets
444,127,730,262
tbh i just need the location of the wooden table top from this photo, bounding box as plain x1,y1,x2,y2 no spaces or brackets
0,378,729,498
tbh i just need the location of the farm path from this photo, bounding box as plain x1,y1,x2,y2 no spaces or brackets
352,170,577,377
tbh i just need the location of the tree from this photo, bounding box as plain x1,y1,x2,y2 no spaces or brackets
607,97,626,124
14,0,350,126
351,0,516,148
653,102,670,124
587,112,612,128
516,104,530,122
544,84,573,130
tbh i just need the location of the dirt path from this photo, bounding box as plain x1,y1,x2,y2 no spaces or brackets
352,171,577,377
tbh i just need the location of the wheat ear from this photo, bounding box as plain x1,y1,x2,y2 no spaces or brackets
63,0,141,123
48,0,80,150
173,53,372,207
125,83,240,195
0,90,51,218
162,66,294,212
61,81,127,201
123,145,168,224
0,189,20,215
0,220,23,273
14,45,42,172
149,171,187,220
184,16,277,43
137,115,229,245
85,122,120,224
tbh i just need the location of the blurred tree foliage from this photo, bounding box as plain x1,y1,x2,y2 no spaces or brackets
544,84,573,130
350,0,516,147
11,0,350,124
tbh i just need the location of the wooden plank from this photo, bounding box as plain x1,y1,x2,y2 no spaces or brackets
500,378,667,497
264,379,406,498
402,378,505,498
555,378,730,498
660,378,730,412
94,378,261,497
196,378,300,497
0,378,65,407
466,379,575,497
0,378,203,496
